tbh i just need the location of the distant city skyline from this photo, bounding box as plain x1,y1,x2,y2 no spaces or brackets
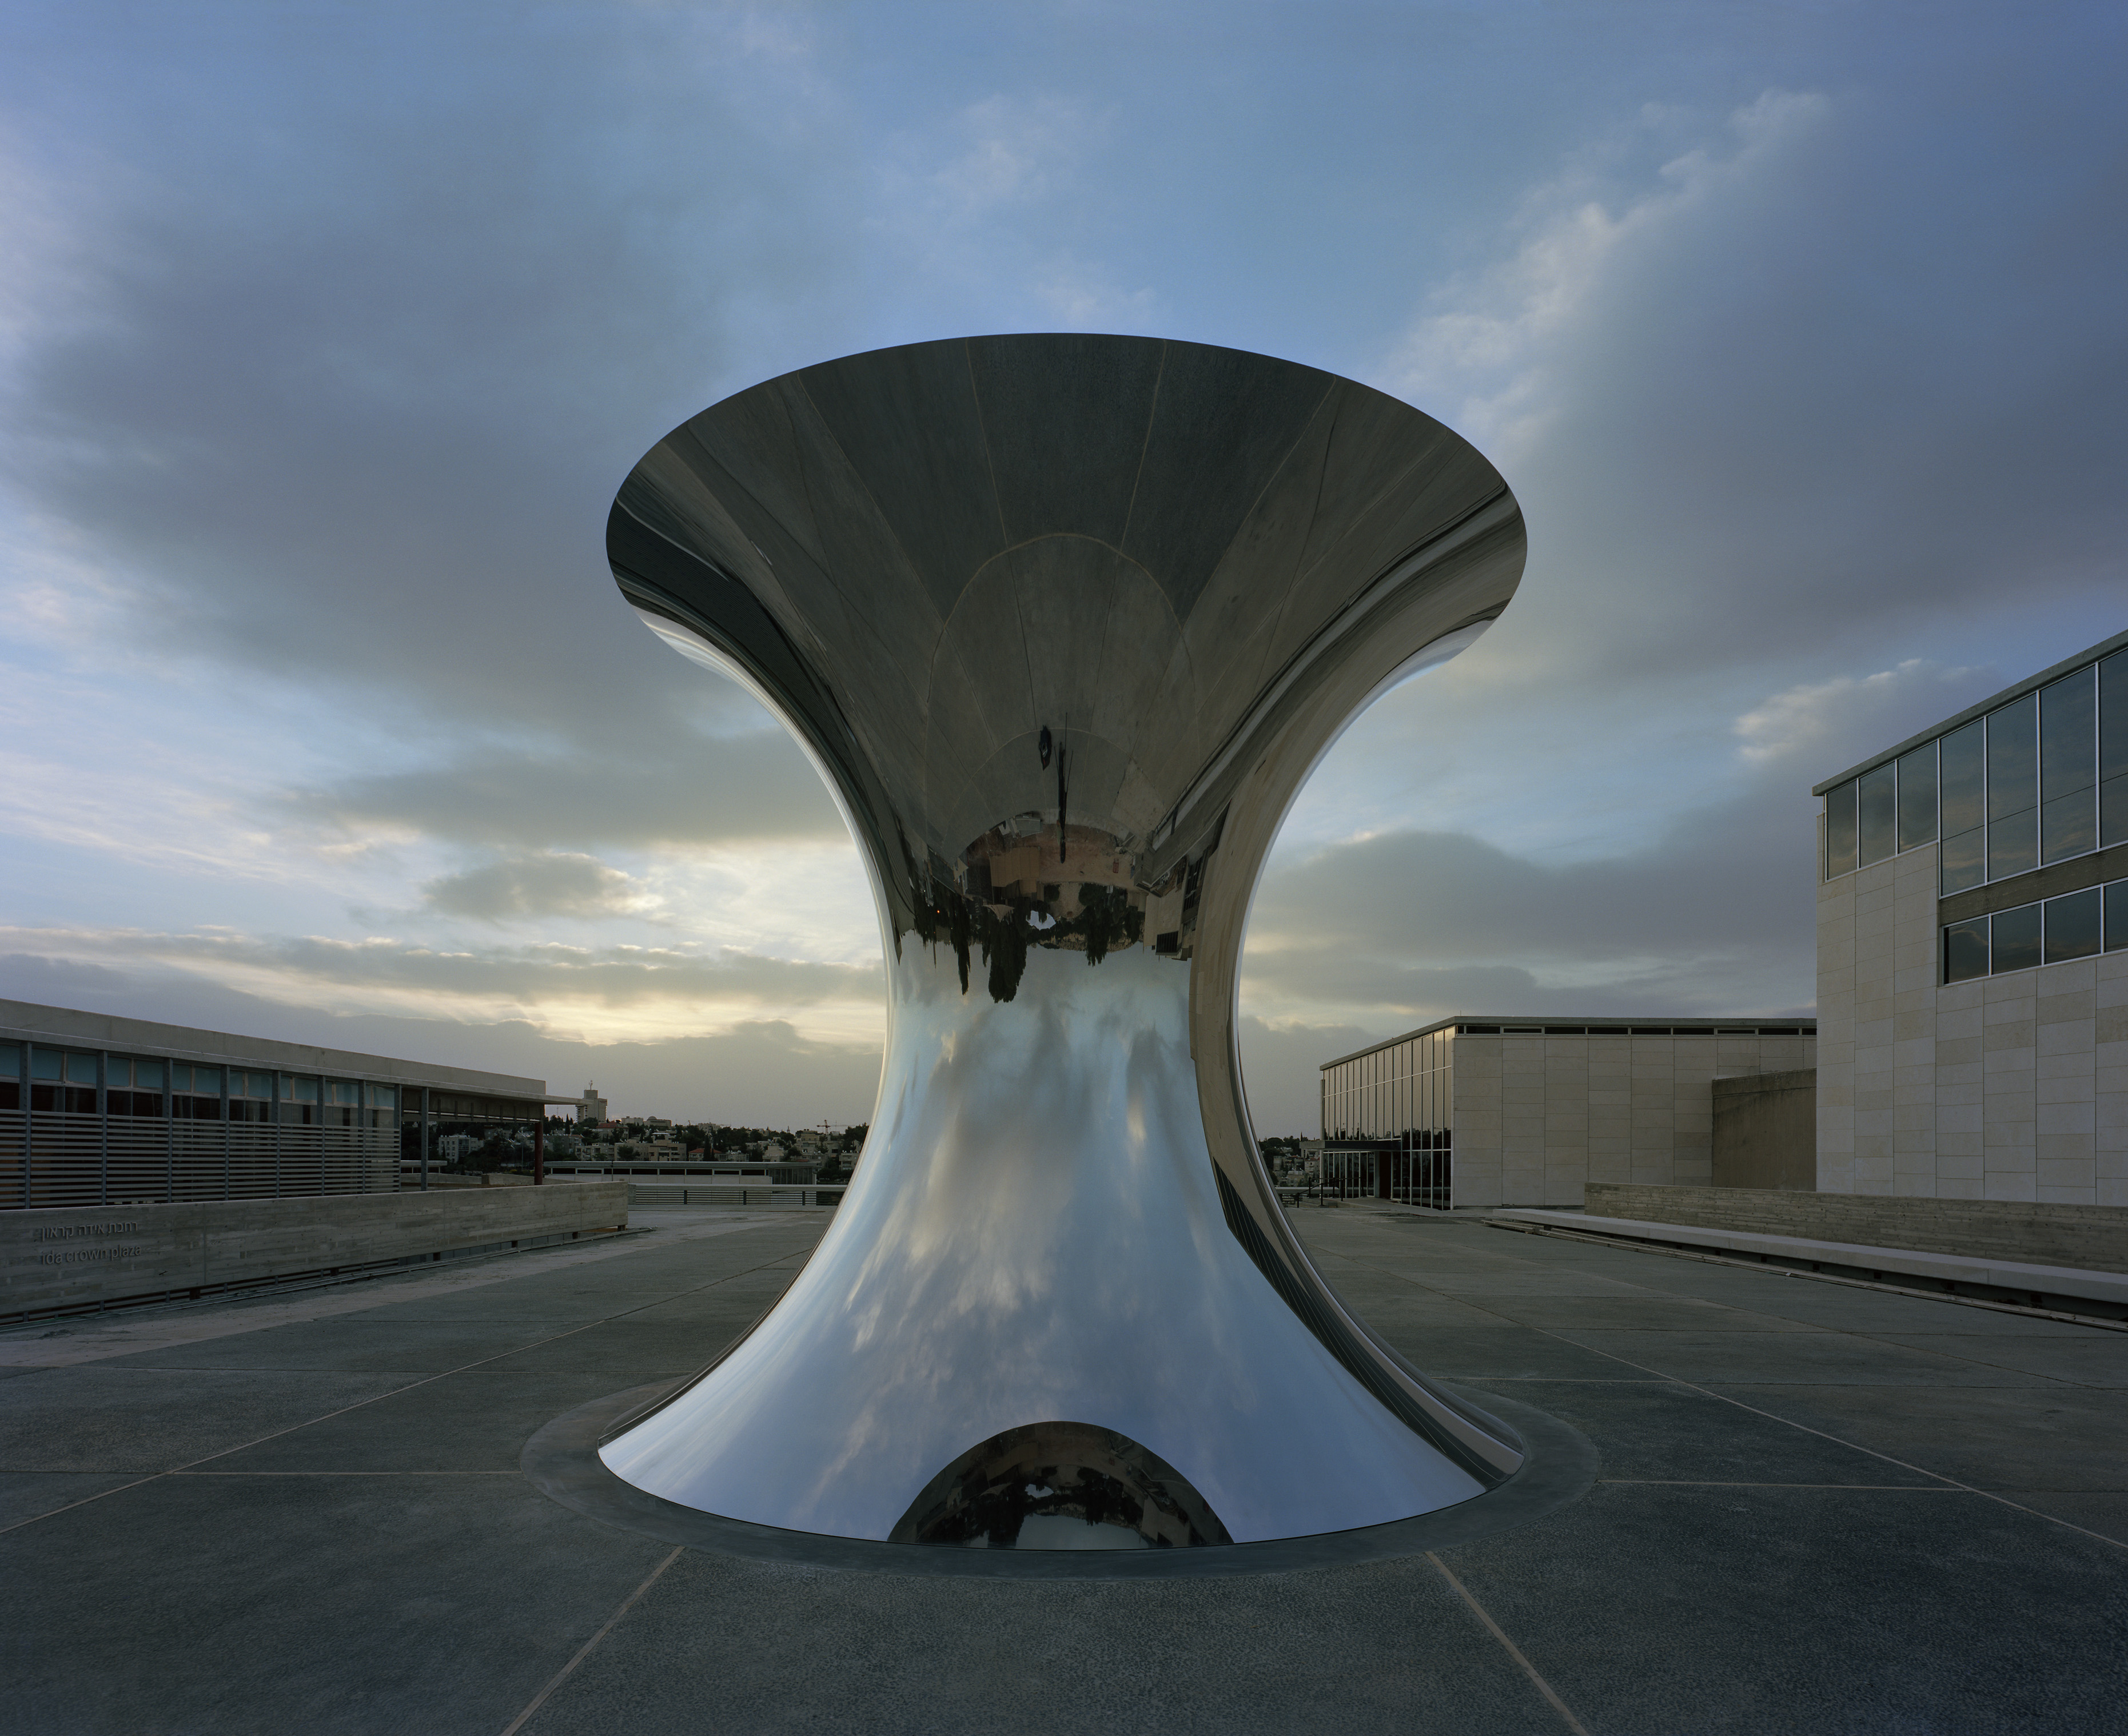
3,3,2123,1134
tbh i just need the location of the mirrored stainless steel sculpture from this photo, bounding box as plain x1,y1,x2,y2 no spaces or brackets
600,335,1528,1547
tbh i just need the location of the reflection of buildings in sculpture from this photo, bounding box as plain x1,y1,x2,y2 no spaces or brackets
1815,630,2128,1203
1320,1017,1817,1209
599,334,1534,1547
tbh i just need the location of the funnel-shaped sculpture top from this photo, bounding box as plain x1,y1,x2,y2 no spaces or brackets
603,336,1529,1545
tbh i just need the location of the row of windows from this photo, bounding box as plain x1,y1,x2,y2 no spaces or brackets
0,1045,437,1112
1824,648,2128,893
1942,879,2128,982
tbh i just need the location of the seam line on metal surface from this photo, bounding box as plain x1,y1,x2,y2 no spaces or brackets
1428,1552,1590,1735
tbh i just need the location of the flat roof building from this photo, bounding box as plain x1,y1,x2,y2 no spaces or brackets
1814,630,2128,1202
1320,1016,1816,1209
0,1001,547,1210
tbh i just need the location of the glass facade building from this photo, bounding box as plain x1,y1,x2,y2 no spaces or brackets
1819,643,2128,988
0,1004,546,1211
1813,628,2128,1204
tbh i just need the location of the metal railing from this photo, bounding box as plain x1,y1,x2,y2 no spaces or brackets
627,1184,845,1208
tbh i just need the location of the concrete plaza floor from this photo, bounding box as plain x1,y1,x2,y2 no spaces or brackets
3,1205,2125,1735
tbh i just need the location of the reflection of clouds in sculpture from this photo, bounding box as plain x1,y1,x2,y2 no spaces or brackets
603,945,1485,1540
599,335,1528,1543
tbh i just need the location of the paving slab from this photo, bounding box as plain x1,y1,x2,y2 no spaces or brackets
1437,1480,2128,1735
2,1208,2122,1735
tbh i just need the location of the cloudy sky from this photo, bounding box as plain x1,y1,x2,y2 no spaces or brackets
2,2,2123,1133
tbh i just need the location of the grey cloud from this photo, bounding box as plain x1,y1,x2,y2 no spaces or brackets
291,736,843,852
1,931,881,1011
421,853,644,923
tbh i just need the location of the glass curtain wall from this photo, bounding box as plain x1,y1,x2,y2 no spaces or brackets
1319,1027,1453,1209
1823,646,2127,895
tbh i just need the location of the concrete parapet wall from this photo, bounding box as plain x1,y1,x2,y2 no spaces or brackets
2,1182,628,1317
1584,1181,2128,1272
1712,1069,1817,1191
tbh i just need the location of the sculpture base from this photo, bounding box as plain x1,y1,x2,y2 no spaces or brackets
531,1382,1596,1576
597,945,1513,1543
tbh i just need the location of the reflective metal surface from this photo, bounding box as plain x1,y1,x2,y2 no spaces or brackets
599,335,1529,1543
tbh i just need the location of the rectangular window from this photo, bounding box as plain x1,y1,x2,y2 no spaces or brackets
1987,694,2038,881
2041,666,2097,802
330,1081,361,1106
2101,651,2128,848
134,1058,163,1089
65,1053,98,1086
1990,902,2042,973
2040,666,2098,863
0,1045,18,1078
1896,742,1938,849
1858,763,1896,866
1943,919,1990,982
1824,779,1857,878
1939,721,1986,893
1939,825,1984,896
284,1076,320,1103
2107,880,2128,954
1987,693,2038,820
2043,886,2102,963
31,1049,62,1081
1940,720,1985,834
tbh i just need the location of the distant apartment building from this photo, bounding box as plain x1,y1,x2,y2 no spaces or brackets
1320,1017,1815,1209
1815,630,2128,1203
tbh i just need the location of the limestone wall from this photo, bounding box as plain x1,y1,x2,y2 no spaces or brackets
1711,1070,1817,1190
1584,1181,2128,1272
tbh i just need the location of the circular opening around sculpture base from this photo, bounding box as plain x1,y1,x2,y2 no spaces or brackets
889,1419,1234,1550
523,1383,1596,1580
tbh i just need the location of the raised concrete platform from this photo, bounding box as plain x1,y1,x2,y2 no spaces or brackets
1496,1209,2128,1317
2,1206,2124,1733
1584,1181,2128,1270
1,1182,628,1320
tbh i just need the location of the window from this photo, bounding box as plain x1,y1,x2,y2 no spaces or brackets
2103,650,2128,849
1831,648,2125,889
1987,694,2038,881
2044,886,2102,963
1858,763,1896,866
1938,720,1986,893
107,1056,166,1117
1943,878,2128,980
1824,778,1858,878
1943,918,1989,983
2039,666,2097,864
1897,743,1938,850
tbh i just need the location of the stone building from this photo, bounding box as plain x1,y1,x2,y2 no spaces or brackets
1814,629,2128,1203
1319,1017,1815,1209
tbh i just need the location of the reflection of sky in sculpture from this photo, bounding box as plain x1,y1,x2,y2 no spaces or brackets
601,943,1484,1541
601,335,1527,1543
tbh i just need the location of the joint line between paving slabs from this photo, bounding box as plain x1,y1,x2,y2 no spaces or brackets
1428,1552,1590,1735
1318,1239,2128,1554
0,1241,810,1538
499,1547,683,1736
